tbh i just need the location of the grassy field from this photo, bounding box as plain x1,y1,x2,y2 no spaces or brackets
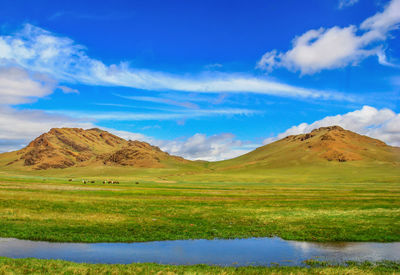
0,257,399,274
0,164,399,243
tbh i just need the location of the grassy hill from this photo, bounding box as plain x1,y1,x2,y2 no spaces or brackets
213,126,400,169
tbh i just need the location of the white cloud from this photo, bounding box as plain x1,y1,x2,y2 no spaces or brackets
58,85,79,94
0,106,94,152
46,108,259,121
116,94,199,109
338,0,359,9
103,128,149,143
156,133,251,161
258,0,400,74
0,67,55,104
0,65,90,151
360,0,400,33
263,105,400,146
0,24,349,101
256,50,279,72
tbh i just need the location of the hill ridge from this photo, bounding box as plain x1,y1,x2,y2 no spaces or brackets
4,127,187,170
1,125,399,171
213,125,400,170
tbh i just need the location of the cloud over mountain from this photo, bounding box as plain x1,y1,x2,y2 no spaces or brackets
264,106,400,147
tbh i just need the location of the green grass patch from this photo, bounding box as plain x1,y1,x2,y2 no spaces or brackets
0,169,399,242
0,257,399,274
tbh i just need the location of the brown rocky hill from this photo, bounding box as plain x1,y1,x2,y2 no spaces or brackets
2,128,188,170
213,126,400,169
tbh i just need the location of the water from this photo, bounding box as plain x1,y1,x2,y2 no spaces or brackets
0,237,399,266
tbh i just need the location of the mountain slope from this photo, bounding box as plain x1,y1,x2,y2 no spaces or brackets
1,126,399,174
1,128,188,170
212,126,400,170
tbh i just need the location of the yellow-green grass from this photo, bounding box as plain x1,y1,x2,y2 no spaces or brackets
0,165,399,243
0,257,399,274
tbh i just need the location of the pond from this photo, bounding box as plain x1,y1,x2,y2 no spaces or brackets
1,237,399,266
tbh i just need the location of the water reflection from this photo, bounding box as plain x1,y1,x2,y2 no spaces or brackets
289,240,400,263
0,237,399,266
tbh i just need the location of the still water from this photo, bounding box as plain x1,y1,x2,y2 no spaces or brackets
1,237,399,266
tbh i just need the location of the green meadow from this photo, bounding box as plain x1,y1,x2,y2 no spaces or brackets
0,162,399,243
1,257,399,275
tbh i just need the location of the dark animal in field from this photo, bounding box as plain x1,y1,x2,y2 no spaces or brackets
104,180,119,184
82,180,87,184
135,182,139,184
90,181,95,183
68,179,72,181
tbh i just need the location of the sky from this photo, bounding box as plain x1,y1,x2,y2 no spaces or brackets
0,0,399,161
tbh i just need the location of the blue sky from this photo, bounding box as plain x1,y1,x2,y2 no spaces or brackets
0,0,399,160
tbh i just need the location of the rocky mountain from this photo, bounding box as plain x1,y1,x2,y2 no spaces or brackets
2,128,187,170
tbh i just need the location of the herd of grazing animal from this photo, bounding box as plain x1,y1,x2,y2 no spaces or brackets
81,180,96,184
102,180,120,184
68,179,121,184
67,179,140,185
